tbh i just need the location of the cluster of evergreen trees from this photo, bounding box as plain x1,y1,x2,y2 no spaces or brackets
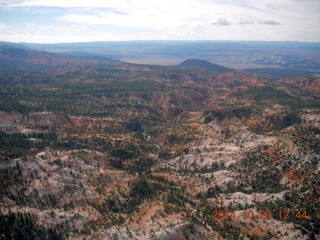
0,212,65,240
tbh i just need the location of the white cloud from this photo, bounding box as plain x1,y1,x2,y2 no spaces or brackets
41,26,67,31
212,17,231,26
0,23,7,29
0,32,118,43
0,0,319,42
262,19,281,25
58,6,195,30
0,0,129,8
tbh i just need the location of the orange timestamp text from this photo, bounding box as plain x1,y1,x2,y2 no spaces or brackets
213,210,307,220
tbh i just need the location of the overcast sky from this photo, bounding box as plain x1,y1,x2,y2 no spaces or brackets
0,0,319,43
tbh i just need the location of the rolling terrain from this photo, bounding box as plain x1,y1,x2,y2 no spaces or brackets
19,40,320,77
0,42,319,240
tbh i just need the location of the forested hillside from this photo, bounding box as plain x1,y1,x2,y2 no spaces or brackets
0,45,319,240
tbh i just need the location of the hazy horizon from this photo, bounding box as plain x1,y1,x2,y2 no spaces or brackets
2,39,320,46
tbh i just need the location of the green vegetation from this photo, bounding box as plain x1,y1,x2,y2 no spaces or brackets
0,212,65,239
0,53,319,239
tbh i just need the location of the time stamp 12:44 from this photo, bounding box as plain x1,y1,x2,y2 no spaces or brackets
213,210,307,220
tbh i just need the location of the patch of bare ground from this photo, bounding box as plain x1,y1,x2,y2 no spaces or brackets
0,148,137,238
165,132,276,192
155,124,317,239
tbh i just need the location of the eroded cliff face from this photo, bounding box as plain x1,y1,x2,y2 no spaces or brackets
0,111,73,128
2,116,318,239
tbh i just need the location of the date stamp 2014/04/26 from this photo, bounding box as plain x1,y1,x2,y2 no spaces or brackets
213,210,307,221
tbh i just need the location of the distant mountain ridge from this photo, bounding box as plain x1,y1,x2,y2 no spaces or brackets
1,41,319,76
0,45,116,72
0,41,30,49
177,59,231,73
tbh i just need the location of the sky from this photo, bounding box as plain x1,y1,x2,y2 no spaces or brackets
0,0,319,43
